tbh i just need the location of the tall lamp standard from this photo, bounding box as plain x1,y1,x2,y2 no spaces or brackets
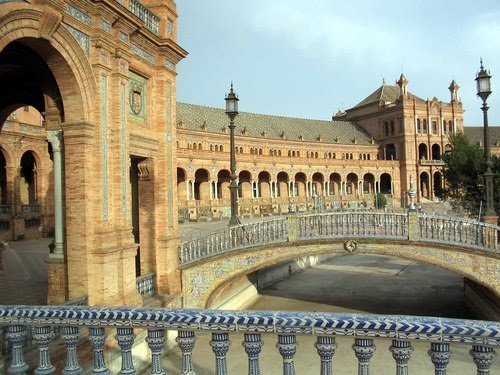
225,83,241,226
475,60,496,222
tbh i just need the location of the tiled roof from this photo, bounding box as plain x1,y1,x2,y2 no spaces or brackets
464,126,500,147
352,84,423,108
177,102,374,145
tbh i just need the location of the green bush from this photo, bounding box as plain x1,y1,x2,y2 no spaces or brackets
375,193,387,209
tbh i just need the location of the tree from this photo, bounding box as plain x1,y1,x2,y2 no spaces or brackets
442,131,499,216
375,192,387,209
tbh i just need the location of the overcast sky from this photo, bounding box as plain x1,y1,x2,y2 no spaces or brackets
176,1,500,126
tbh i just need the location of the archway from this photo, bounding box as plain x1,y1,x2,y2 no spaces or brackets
276,172,289,198
238,170,252,199
431,144,441,160
363,173,375,195
311,172,324,196
418,143,428,160
177,168,187,201
194,169,210,201
294,172,307,197
420,172,430,199
433,172,443,199
217,169,230,200
345,173,358,196
258,171,271,198
380,173,392,194
329,173,341,196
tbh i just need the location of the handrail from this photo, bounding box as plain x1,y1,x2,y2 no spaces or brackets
179,211,499,266
0,305,497,374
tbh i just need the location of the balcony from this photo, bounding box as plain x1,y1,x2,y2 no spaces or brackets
419,159,445,166
129,0,159,34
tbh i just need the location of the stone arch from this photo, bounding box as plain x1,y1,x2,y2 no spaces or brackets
431,144,441,160
194,168,210,201
258,171,271,198
294,172,307,197
217,169,230,200
380,173,392,194
276,171,288,198
0,150,7,204
345,172,358,195
176,167,187,201
329,172,341,196
183,241,499,308
420,171,430,199
19,150,38,204
0,3,97,124
433,171,443,199
311,172,324,196
363,173,375,195
238,170,252,199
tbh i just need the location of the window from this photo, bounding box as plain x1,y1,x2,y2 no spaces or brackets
167,19,174,35
432,121,437,134
417,119,421,133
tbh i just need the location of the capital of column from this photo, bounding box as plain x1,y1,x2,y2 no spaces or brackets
46,130,63,152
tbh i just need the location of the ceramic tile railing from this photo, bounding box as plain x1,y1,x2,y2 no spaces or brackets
179,212,499,266
0,306,498,374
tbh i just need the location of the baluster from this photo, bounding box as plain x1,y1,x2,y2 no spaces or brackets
88,327,109,375
176,331,196,375
470,345,496,375
389,340,413,375
276,334,297,375
314,336,337,375
6,325,29,374
428,343,451,375
352,338,376,375
60,326,82,375
146,329,166,375
210,332,231,375
116,327,136,375
33,326,55,375
242,333,263,375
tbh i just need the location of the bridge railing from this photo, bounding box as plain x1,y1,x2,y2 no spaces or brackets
179,211,499,267
417,214,499,252
0,305,497,374
179,217,288,265
297,212,408,240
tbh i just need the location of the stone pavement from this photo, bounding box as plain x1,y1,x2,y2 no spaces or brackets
0,218,253,305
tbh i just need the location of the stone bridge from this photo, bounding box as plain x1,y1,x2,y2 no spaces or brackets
178,211,500,308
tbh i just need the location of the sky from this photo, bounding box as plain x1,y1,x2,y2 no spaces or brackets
175,1,500,126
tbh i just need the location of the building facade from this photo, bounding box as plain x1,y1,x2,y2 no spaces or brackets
176,76,499,222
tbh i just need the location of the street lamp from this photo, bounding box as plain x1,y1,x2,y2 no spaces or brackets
475,60,496,221
225,83,241,226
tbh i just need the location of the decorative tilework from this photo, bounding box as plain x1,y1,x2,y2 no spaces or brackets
63,23,90,55
128,72,147,120
2,121,12,129
131,44,155,64
119,32,129,43
66,5,92,25
165,59,175,71
0,306,498,349
120,83,127,219
100,19,111,31
100,75,108,220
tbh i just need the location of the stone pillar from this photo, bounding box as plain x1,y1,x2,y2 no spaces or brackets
46,130,64,258
407,210,418,242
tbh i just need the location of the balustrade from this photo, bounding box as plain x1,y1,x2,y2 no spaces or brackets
0,306,497,374
136,273,156,297
179,211,498,267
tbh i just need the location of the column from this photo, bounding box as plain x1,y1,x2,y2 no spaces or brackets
389,340,413,375
276,334,297,375
60,326,82,374
470,345,495,375
6,325,28,374
191,180,195,201
146,329,166,375
46,130,64,259
209,181,213,201
210,333,231,375
33,325,55,375
353,338,376,375
88,327,109,375
315,336,337,375
176,331,196,375
186,180,190,200
242,333,263,375
428,343,451,375
116,328,136,374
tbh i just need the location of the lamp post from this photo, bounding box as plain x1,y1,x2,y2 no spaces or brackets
475,60,496,222
225,83,241,226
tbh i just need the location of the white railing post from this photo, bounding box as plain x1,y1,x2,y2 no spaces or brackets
146,329,166,375
60,326,82,374
353,338,376,375
315,336,337,375
33,325,55,375
276,334,297,375
470,345,496,375
242,333,263,375
210,333,231,375
176,331,196,375
428,343,451,375
88,327,109,374
116,328,136,374
389,340,413,375
6,325,28,374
